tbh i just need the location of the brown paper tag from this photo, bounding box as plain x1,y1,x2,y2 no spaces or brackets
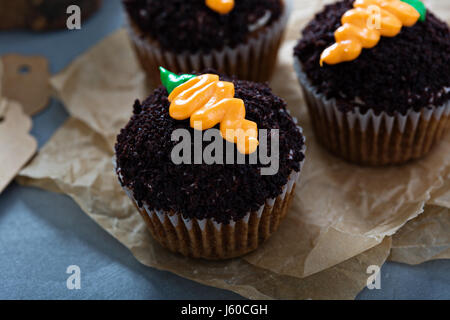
1,54,50,115
0,99,37,193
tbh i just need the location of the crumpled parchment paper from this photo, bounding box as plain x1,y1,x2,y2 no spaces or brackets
389,166,450,264
390,205,450,264
429,168,450,209
17,0,450,299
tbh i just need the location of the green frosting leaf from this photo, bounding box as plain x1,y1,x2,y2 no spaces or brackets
159,67,196,94
401,0,426,22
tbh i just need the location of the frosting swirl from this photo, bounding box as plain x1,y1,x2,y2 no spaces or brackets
168,74,259,154
320,0,420,65
205,0,234,15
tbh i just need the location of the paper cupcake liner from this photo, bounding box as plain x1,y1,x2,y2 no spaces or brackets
128,169,300,260
126,0,293,88
115,124,305,260
294,58,450,166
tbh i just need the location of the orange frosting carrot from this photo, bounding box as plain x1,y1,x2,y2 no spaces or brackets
320,0,420,66
168,74,259,155
205,0,234,15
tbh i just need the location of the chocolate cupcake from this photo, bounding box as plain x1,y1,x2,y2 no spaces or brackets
123,0,292,87
294,0,450,165
115,69,305,259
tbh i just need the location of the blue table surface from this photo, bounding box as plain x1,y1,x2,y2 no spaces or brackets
0,0,449,300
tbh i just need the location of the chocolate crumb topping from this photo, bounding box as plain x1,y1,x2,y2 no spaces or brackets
294,0,450,115
115,74,305,224
122,0,283,54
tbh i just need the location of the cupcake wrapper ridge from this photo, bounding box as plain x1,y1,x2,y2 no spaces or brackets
133,169,300,260
127,0,293,87
294,58,450,166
